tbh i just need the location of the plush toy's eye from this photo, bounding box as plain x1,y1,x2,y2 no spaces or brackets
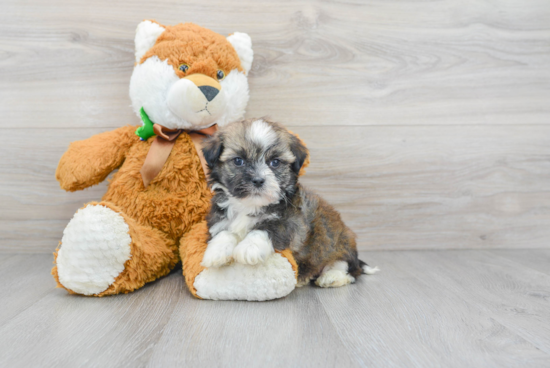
269,159,280,168
233,157,244,166
216,70,225,80
179,64,189,73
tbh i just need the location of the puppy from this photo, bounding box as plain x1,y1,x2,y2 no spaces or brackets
200,118,379,287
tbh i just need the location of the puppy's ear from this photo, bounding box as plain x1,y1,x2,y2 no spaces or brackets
202,134,223,169
289,134,309,174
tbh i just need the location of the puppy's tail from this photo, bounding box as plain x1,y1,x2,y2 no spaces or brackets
359,259,380,275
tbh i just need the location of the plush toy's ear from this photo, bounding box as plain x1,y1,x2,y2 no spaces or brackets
202,134,224,169
289,134,309,174
134,20,166,63
227,32,253,74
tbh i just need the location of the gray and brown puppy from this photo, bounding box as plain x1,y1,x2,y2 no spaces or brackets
201,118,379,287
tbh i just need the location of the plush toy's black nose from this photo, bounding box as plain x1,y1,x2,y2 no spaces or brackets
252,177,265,188
198,86,219,102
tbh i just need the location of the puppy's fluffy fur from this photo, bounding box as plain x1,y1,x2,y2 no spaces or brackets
201,118,378,287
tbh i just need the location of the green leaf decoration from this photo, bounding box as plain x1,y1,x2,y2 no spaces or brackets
135,107,156,140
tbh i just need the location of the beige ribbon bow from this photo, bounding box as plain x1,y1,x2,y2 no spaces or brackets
140,124,217,188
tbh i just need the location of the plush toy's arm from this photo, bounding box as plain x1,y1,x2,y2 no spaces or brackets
56,125,137,192
180,221,298,301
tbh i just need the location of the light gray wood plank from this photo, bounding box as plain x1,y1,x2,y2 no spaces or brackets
0,128,110,221
0,0,549,128
2,125,549,252
0,269,182,368
0,254,58,326
0,253,16,263
295,125,550,250
0,220,71,253
386,250,550,357
1,250,550,367
147,286,358,368
492,249,550,277
315,251,550,368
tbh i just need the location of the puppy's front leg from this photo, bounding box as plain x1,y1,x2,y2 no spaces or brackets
201,231,238,268
233,230,274,265
253,218,304,252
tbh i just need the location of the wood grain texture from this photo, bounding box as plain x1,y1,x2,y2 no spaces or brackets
0,0,549,128
148,286,358,367
496,249,550,277
0,0,549,252
1,125,549,252
318,251,550,368
1,251,550,367
0,254,58,325
0,266,182,367
389,250,550,358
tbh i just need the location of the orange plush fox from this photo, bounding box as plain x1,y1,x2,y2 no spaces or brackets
52,21,301,300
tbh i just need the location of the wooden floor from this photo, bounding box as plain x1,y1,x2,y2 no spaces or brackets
0,249,549,367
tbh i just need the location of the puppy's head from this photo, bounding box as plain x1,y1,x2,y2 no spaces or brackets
203,118,308,207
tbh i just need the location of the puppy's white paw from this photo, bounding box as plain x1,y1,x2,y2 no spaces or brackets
233,230,274,265
315,261,355,288
316,270,355,288
296,277,311,288
363,265,380,275
201,231,238,268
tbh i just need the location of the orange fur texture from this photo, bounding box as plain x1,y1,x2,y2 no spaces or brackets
53,22,307,298
53,126,212,295
53,125,304,297
140,23,243,79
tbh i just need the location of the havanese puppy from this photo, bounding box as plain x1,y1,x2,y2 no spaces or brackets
200,118,379,287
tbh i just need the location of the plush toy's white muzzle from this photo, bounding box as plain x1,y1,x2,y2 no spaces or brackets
167,76,227,127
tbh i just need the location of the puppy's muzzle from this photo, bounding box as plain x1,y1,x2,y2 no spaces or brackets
252,177,265,188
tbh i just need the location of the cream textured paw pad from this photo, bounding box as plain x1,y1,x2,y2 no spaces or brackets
56,205,132,295
194,252,296,301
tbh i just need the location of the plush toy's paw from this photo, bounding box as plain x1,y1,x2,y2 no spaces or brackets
233,230,274,265
182,222,298,301
201,231,238,268
194,252,297,301
56,205,132,295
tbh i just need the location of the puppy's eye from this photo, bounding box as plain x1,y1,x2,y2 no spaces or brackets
269,159,280,168
233,157,245,166
179,64,189,73
216,70,225,80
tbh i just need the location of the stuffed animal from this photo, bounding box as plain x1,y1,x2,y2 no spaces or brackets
52,21,304,301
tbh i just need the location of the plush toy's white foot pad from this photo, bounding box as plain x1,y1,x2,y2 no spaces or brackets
194,253,296,301
57,205,132,295
315,261,355,288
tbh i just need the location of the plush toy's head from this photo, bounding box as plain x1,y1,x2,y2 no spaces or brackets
129,21,253,132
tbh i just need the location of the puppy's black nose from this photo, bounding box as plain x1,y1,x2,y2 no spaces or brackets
252,177,265,188
198,86,219,102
